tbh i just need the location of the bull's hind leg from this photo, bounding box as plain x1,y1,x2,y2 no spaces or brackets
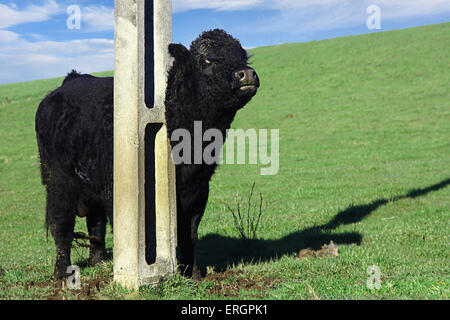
45,185,76,279
85,201,108,266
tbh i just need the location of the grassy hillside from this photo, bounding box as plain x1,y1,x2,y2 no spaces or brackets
0,23,449,300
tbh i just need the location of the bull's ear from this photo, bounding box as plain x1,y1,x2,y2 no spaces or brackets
168,43,196,81
168,43,192,62
167,43,198,100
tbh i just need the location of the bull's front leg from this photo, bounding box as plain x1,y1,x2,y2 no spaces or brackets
175,162,211,278
177,211,203,280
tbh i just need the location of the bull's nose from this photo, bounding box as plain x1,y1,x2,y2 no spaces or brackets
234,67,259,87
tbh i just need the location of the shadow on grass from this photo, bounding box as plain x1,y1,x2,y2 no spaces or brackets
197,177,450,271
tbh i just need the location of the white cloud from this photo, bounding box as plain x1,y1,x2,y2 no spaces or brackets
0,30,20,43
81,5,114,32
285,0,450,34
375,0,450,19
0,0,60,29
0,38,114,84
0,38,113,55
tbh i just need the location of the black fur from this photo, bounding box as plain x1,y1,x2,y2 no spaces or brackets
35,29,259,279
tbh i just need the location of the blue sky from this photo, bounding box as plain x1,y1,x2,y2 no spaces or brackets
0,0,449,84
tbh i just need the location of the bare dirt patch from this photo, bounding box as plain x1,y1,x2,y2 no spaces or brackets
295,241,340,259
25,272,112,300
203,269,280,298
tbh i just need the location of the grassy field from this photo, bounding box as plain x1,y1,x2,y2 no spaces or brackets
0,23,449,300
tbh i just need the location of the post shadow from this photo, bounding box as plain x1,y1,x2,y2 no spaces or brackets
197,177,450,272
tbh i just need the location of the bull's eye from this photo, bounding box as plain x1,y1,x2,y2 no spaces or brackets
205,59,211,65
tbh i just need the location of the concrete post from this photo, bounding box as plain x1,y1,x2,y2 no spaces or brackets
113,0,177,289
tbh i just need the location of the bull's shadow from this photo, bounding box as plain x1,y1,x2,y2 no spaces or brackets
197,178,450,271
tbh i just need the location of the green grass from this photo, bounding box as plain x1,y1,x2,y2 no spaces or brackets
0,23,449,300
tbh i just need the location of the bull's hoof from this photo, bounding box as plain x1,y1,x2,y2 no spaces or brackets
53,249,71,280
179,264,203,280
53,264,69,280
89,248,108,266
192,268,202,281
